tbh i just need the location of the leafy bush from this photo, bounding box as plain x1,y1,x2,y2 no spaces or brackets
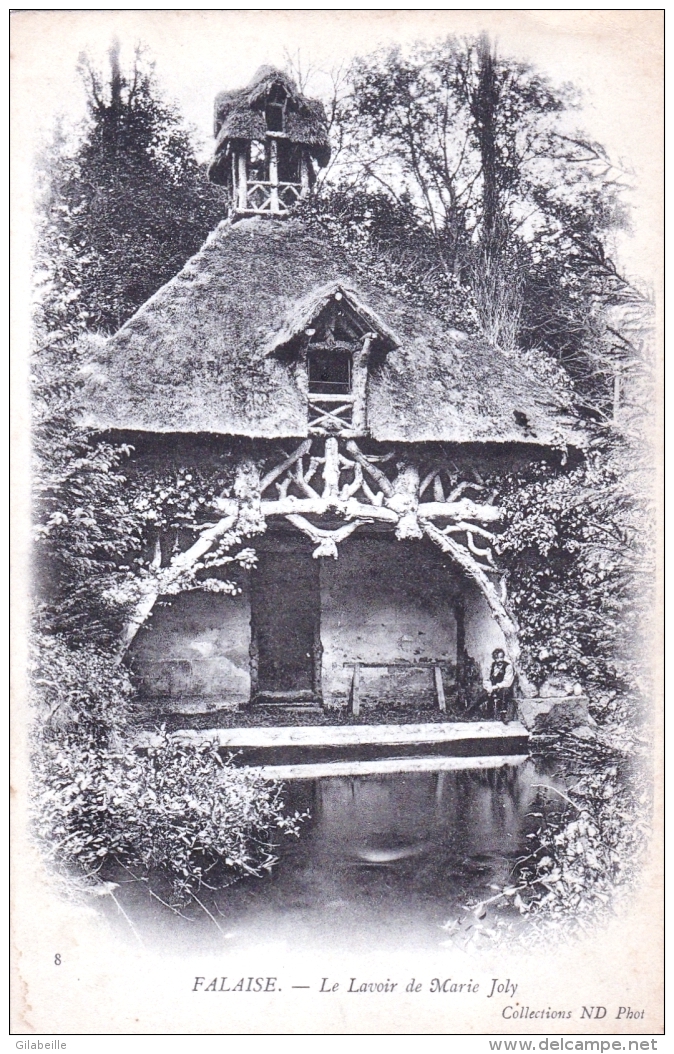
483,751,651,944
32,729,304,903
30,635,305,903
495,451,652,707
29,633,133,735
510,766,648,923
451,743,651,949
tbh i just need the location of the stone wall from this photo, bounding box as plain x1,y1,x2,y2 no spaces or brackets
129,586,251,714
319,536,461,709
464,587,508,678
129,531,506,715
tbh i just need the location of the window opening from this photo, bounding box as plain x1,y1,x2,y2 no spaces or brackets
265,85,287,132
248,140,267,180
308,348,352,394
277,140,301,183
304,297,373,432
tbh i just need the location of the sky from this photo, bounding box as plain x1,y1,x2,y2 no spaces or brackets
11,9,662,286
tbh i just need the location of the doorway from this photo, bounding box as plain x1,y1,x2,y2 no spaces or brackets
250,543,322,704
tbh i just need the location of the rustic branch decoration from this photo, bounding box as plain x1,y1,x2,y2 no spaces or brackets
116,510,239,659
117,438,509,663
345,440,395,497
259,439,312,494
285,513,369,558
421,519,520,664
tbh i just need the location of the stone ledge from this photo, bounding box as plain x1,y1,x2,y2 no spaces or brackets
137,719,529,749
134,720,530,766
246,753,529,780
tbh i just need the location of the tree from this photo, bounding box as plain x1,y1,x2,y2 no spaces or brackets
303,35,654,714
29,45,306,908
32,43,252,649
330,33,640,406
41,41,225,334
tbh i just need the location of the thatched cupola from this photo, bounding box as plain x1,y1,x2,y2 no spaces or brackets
208,66,331,218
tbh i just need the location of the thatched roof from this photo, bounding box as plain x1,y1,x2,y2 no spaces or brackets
78,216,581,447
208,67,330,184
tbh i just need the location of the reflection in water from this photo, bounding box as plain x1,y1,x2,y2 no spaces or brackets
117,759,561,952
269,763,539,931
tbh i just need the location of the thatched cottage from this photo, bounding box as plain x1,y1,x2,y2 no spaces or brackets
80,67,579,727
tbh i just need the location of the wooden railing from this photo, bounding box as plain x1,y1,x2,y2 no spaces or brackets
244,180,302,215
308,393,355,433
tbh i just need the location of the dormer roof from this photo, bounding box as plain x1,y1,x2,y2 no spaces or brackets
264,281,399,359
78,216,582,448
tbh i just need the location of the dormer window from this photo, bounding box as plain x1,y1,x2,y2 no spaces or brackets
265,85,287,132
265,284,398,435
308,348,352,394
303,296,367,432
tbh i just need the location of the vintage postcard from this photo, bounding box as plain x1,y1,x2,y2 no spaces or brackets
10,10,663,1037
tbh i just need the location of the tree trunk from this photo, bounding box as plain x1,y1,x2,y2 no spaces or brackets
116,509,238,662
473,34,500,258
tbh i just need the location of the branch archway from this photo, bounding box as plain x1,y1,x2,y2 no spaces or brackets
117,438,520,671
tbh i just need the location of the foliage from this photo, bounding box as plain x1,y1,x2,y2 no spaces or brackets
326,33,637,403
494,448,652,703
29,45,291,911
31,422,140,643
29,634,133,737
298,189,477,333
32,44,250,647
37,41,225,335
32,727,304,903
302,34,655,718
443,741,651,949
508,764,649,925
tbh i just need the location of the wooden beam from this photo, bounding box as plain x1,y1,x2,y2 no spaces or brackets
292,460,321,499
269,138,279,213
308,403,353,430
257,494,499,525
434,665,447,712
285,514,367,558
307,392,356,402
260,496,397,523
343,661,451,669
350,662,361,717
300,153,310,196
322,437,340,502
345,440,394,497
389,462,422,540
454,594,466,687
418,499,501,522
419,469,437,497
237,151,248,211
116,512,238,661
351,333,375,434
340,462,363,500
259,439,312,494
